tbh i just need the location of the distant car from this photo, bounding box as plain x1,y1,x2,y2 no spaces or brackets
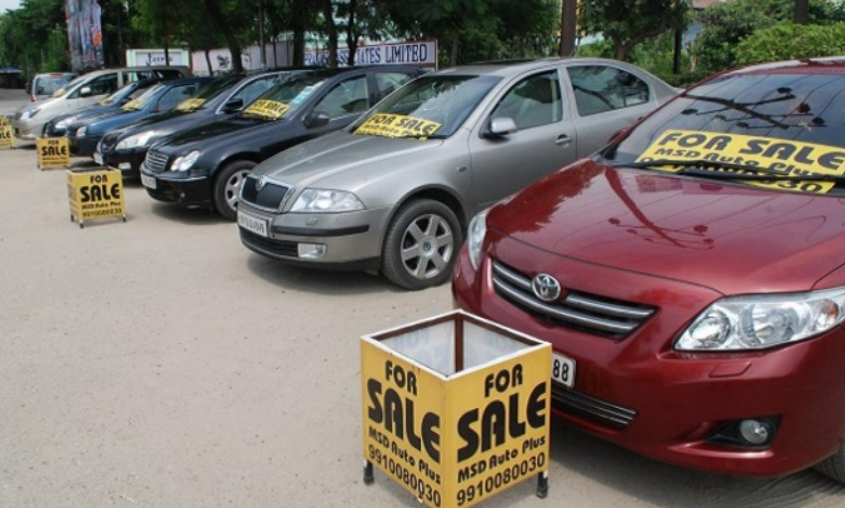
453,57,845,482
29,72,77,102
97,69,302,179
140,65,425,220
43,78,164,137
11,66,191,141
64,77,213,160
236,58,676,290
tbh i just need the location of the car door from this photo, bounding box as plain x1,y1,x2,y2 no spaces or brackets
68,73,118,113
563,64,656,158
468,67,578,209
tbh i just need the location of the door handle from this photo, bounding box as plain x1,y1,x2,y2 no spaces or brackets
556,134,573,147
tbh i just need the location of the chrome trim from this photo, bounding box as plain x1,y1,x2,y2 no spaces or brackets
551,383,637,429
239,174,296,212
492,262,532,292
565,294,654,319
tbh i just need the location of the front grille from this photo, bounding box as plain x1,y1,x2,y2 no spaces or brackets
145,149,169,173
240,229,298,257
492,260,655,339
551,383,637,430
240,175,292,211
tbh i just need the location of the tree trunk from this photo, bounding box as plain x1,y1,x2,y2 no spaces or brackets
323,0,338,68
345,0,358,66
294,28,305,66
204,0,244,72
450,31,460,66
559,0,577,57
614,43,630,62
204,47,213,76
794,0,809,24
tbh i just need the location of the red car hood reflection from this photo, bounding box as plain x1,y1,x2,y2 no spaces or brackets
489,160,845,295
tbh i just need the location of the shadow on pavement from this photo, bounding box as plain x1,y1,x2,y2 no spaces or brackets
149,201,231,227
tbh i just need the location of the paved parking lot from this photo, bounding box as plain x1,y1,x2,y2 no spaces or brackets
1,89,844,508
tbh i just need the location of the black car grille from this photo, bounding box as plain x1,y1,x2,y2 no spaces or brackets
240,229,298,258
492,260,655,339
240,175,292,211
551,383,637,430
145,149,169,173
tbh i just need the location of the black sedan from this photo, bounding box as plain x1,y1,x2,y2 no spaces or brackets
43,78,163,137
66,77,213,158
140,66,425,220
97,69,299,178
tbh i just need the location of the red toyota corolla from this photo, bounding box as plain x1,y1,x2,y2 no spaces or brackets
453,57,845,482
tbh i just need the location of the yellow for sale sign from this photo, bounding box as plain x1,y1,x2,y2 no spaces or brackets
361,311,551,508
67,168,126,227
37,137,71,169
0,124,14,149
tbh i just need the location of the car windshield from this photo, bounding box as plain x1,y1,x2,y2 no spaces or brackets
121,83,164,111
239,73,325,121
35,75,73,96
351,74,501,139
175,76,240,112
601,71,845,195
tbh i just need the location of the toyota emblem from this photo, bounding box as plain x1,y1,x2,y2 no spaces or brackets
256,176,268,191
532,274,562,302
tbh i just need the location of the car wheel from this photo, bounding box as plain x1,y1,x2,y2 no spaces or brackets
382,199,462,291
815,433,845,483
213,160,255,221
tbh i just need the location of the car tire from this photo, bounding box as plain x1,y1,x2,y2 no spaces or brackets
213,160,255,221
815,433,845,483
381,199,462,291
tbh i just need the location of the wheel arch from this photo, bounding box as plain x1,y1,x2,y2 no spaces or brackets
379,185,469,252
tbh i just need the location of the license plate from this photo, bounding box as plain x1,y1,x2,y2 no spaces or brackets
238,210,269,237
552,353,576,388
141,173,157,189
93,152,103,165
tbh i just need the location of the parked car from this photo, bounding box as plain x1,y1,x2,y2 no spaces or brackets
236,58,676,290
97,69,300,179
140,65,425,220
452,57,845,482
29,72,77,102
43,78,165,137
64,76,213,159
12,66,191,141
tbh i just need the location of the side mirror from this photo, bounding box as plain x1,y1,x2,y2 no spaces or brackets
486,117,518,138
79,86,93,97
221,98,243,113
304,111,330,129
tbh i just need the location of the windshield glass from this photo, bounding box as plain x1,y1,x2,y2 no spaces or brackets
352,74,501,139
175,76,240,112
602,72,845,194
121,83,164,111
239,73,324,121
35,75,74,96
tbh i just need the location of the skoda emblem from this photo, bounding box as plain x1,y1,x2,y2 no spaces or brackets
532,274,562,302
256,176,268,191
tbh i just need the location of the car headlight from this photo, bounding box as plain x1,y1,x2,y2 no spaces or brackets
170,150,201,172
467,209,489,270
291,189,365,212
116,131,157,151
21,108,40,120
55,116,76,129
675,287,845,351
76,126,87,137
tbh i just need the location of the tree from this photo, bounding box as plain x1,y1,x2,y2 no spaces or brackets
579,0,690,61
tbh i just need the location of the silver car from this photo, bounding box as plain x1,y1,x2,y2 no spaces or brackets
236,58,677,289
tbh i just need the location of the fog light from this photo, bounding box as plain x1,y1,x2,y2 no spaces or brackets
119,163,131,170
739,419,772,446
298,243,327,259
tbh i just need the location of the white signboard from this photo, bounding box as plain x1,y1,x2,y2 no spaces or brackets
305,41,437,67
126,49,189,67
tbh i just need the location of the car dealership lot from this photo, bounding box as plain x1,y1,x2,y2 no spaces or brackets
1,93,844,508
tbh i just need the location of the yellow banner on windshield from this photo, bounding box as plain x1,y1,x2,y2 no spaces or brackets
176,98,205,111
637,129,845,194
243,99,290,119
121,98,143,111
355,114,442,139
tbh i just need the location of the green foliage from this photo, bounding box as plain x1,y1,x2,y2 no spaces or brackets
735,22,845,65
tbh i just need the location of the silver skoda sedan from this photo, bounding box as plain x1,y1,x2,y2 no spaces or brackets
236,58,677,290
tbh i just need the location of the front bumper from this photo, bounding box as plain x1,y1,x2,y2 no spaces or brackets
140,164,212,207
11,116,44,140
67,134,102,156
451,238,845,478
102,148,147,179
236,202,389,269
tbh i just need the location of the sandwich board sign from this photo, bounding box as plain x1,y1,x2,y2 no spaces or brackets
66,168,126,228
37,137,71,169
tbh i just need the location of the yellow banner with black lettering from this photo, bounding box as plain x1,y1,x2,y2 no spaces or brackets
636,129,845,194
0,116,8,126
0,124,14,149
37,137,71,168
176,98,205,111
356,114,442,139
243,99,290,119
121,98,143,111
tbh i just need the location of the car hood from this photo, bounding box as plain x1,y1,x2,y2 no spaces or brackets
156,116,273,153
488,160,845,295
253,131,444,188
84,109,149,134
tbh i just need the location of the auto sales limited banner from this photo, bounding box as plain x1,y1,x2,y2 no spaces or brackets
65,0,104,72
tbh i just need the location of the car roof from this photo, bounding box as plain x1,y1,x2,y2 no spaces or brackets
430,57,652,77
292,65,423,78
156,76,214,86
726,56,845,76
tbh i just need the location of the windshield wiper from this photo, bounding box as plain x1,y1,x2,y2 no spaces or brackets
613,159,844,182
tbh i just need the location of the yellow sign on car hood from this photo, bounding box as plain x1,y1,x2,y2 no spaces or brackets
637,129,845,194
355,113,442,139
121,98,143,111
176,98,205,112
243,99,290,119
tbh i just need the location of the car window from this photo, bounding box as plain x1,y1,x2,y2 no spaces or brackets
491,70,562,130
567,65,649,116
231,76,278,107
84,74,119,96
157,85,197,111
375,72,415,97
240,73,329,121
314,76,369,118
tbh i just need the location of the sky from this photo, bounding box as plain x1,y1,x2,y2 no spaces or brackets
0,0,21,14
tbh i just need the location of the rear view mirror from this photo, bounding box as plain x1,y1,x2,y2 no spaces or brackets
304,111,330,129
486,117,518,138
79,86,93,97
222,98,243,113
